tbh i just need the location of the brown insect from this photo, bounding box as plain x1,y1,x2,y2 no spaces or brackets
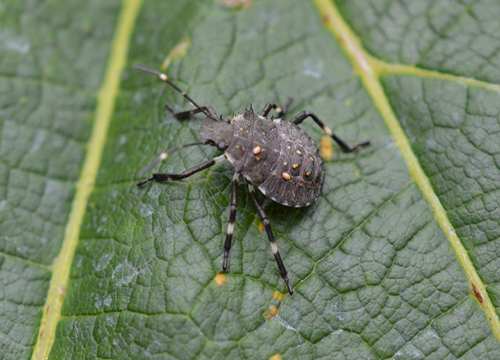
134,65,369,294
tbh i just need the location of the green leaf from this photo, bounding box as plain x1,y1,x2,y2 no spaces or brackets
2,0,500,359
0,0,121,359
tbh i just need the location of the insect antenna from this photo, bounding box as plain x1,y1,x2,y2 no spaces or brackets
133,64,210,118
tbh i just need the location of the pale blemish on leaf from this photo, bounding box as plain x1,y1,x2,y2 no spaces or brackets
75,255,84,268
103,295,112,307
276,315,299,332
147,184,161,200
302,58,324,79
94,293,111,310
111,261,138,288
119,134,127,145
0,29,31,54
114,152,125,163
139,203,154,217
93,252,114,272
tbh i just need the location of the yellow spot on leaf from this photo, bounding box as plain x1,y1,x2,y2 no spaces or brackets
345,99,352,105
267,28,274,34
213,273,227,287
161,38,190,70
321,136,333,162
258,222,265,232
268,354,282,360
264,305,278,320
355,169,360,177
273,290,284,302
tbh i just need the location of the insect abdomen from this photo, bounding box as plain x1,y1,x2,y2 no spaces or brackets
258,121,324,208
225,111,324,208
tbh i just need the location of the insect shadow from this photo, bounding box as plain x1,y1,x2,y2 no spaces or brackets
134,64,369,295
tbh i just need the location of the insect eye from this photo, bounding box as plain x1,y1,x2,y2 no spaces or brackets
217,141,228,151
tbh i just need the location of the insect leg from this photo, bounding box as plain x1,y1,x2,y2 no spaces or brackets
133,64,212,118
137,155,225,186
165,104,218,119
222,173,240,271
248,185,293,295
259,98,293,118
165,104,208,119
138,140,211,177
260,103,281,117
290,111,370,152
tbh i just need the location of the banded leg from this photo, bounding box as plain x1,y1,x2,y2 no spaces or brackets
137,155,225,186
248,185,293,295
222,173,240,271
259,97,293,118
290,111,370,152
138,140,210,177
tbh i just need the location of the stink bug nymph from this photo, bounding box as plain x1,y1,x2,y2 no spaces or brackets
134,64,370,295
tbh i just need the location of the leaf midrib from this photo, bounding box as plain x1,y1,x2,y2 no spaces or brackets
312,0,500,341
31,0,143,358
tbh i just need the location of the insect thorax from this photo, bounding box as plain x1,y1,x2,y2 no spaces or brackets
199,117,233,150
224,110,279,182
